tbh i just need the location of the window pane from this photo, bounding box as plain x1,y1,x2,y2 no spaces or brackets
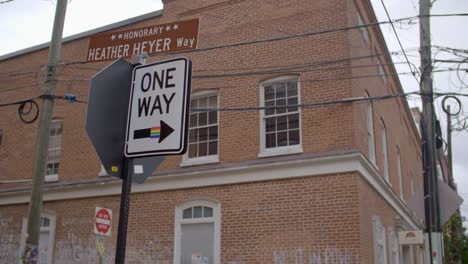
189,129,198,142
199,97,208,108
287,97,298,112
199,128,208,142
199,112,208,126
287,82,297,97
209,126,218,140
193,206,203,218
190,113,197,127
276,84,286,98
191,99,198,110
276,99,286,114
278,131,288,146
208,111,217,125
277,115,287,131
266,133,276,148
264,86,274,100
265,100,275,116
265,117,276,133
288,113,299,129
188,143,198,158
289,130,300,145
209,141,217,155
203,207,213,217
208,96,217,107
199,142,208,156
183,208,192,219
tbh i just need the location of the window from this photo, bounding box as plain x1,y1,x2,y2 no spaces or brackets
397,147,403,200
388,229,400,264
357,12,369,44
181,91,219,166
381,120,389,183
411,175,415,195
20,214,56,264
259,77,302,157
373,216,387,264
174,200,221,264
46,120,62,182
366,93,376,164
378,62,387,85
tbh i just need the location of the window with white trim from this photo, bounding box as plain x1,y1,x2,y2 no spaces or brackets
20,214,56,264
357,12,369,44
174,200,221,264
259,77,302,157
46,120,62,182
388,228,400,264
373,216,387,264
411,175,415,195
181,91,219,166
397,147,404,200
366,93,376,164
381,120,389,183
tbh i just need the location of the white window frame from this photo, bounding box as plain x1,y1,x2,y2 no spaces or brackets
397,147,404,200
381,120,390,184
373,216,388,264
45,120,62,182
173,199,221,264
366,92,377,165
258,76,303,158
181,90,220,167
19,213,56,264
357,12,369,44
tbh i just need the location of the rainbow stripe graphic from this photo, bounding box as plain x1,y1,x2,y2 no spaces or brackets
150,127,161,139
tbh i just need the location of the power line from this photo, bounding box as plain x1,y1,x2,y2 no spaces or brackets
380,0,421,85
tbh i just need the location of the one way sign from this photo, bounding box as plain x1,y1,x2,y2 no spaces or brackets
125,57,192,157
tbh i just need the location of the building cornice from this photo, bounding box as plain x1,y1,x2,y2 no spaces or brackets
0,151,421,228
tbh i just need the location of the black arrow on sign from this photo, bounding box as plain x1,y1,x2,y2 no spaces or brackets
133,120,175,143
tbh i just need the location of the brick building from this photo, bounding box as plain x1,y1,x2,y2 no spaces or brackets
0,0,426,263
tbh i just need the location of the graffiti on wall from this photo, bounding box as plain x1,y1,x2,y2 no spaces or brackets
55,231,171,263
273,247,361,264
0,213,20,264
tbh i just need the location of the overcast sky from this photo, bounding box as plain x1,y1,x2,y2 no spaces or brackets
0,0,467,226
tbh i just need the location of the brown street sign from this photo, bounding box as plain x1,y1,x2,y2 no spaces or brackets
87,19,199,62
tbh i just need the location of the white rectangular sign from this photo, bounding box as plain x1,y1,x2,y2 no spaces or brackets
125,57,192,157
398,230,424,245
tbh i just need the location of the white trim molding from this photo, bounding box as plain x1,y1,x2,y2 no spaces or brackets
0,152,421,228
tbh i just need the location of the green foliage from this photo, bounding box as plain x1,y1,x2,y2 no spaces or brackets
443,213,468,263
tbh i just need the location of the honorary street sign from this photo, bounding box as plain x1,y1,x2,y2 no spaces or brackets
125,57,192,157
94,207,112,236
87,19,199,62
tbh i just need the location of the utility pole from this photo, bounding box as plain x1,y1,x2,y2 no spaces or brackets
22,0,68,263
419,0,442,262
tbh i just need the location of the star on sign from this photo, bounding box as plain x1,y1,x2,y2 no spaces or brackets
118,34,123,39
165,25,171,32
173,24,179,30
111,35,116,41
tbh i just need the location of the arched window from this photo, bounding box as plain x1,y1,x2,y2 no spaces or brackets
259,76,302,157
396,147,403,200
388,228,400,264
366,92,376,164
373,216,387,264
381,119,389,183
174,199,221,264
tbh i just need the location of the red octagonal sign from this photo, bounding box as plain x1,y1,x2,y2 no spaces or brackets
94,207,112,236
